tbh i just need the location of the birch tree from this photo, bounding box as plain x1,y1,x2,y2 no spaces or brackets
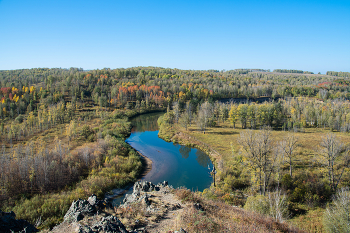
279,133,298,178
239,127,278,195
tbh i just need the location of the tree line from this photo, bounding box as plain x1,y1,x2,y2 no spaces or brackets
1,67,349,123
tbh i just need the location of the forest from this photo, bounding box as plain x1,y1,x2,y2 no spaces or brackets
0,67,350,231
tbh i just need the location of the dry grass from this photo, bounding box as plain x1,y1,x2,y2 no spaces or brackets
175,189,305,233
288,208,325,233
185,121,350,160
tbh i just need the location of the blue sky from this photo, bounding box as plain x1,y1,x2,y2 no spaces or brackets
0,0,349,73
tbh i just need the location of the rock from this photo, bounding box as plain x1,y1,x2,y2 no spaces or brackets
122,192,150,207
174,228,187,233
91,215,128,233
121,181,170,208
0,209,38,233
132,180,169,193
171,203,182,210
64,199,96,223
193,203,204,211
87,194,98,206
53,194,129,233
77,225,94,233
160,181,168,187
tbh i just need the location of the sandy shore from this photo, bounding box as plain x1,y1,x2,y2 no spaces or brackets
137,151,153,178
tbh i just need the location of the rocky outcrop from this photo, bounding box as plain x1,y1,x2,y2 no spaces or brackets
52,194,128,233
63,194,104,223
52,181,172,233
76,215,128,233
0,209,38,233
121,181,169,207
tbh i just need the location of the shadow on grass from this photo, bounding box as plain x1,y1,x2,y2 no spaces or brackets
204,130,238,135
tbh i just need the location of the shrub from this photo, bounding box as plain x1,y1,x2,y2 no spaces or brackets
244,195,270,216
323,187,350,233
244,190,289,222
81,125,94,140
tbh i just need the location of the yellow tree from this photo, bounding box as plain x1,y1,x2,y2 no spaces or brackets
229,104,238,128
66,120,76,149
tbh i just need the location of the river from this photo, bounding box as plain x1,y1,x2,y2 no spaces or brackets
109,112,213,206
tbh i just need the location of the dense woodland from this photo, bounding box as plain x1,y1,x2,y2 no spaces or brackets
0,67,350,231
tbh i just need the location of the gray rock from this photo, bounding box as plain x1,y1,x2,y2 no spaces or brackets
88,194,98,206
122,192,150,207
132,181,169,193
78,225,94,233
92,215,128,233
122,181,170,208
64,199,96,223
54,194,129,233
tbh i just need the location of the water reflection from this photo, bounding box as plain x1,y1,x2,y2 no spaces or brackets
179,145,191,159
131,113,160,133
196,150,212,168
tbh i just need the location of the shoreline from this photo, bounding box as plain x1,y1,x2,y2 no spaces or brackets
137,151,153,179
104,149,154,201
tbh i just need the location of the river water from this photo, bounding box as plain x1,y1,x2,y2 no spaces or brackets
110,112,213,206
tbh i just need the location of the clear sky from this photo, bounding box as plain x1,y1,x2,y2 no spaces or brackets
0,0,349,73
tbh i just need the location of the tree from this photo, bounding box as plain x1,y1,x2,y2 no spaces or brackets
185,101,193,126
196,101,213,134
229,104,238,128
179,112,190,130
239,127,278,195
279,133,298,178
220,104,229,123
318,133,349,192
172,101,180,124
237,104,248,129
66,120,76,149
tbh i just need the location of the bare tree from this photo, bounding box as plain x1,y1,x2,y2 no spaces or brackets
179,112,190,130
185,101,193,126
318,133,349,192
239,127,278,195
279,133,298,178
196,101,213,134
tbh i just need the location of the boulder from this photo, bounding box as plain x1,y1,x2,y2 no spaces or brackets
0,209,38,233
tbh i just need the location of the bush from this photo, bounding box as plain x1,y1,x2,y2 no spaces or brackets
81,125,94,140
323,187,350,233
244,190,289,222
15,114,24,123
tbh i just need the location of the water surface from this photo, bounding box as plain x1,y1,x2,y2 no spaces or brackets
127,112,213,190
